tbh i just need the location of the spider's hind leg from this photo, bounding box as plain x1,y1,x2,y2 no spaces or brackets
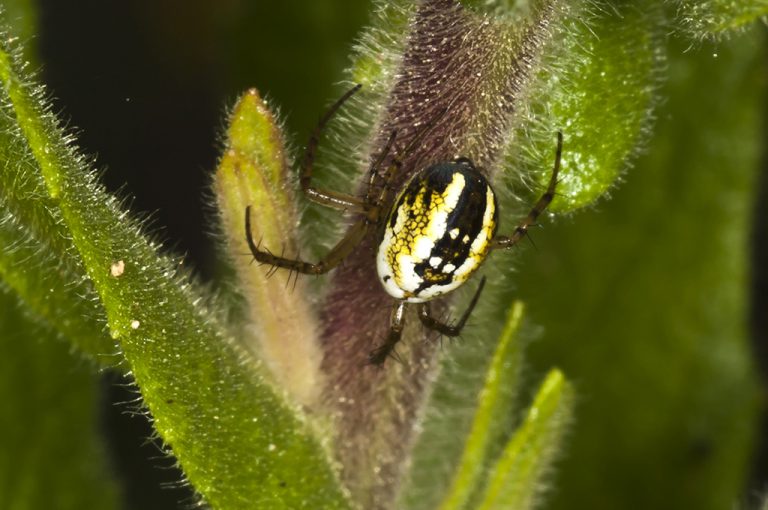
368,301,408,365
418,277,486,337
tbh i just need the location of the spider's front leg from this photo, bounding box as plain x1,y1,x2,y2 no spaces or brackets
493,131,563,250
299,83,368,214
245,206,369,275
244,84,391,276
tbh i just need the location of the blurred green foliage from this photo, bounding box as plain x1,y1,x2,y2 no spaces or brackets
0,287,120,510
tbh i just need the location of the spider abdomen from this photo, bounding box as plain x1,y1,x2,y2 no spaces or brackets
376,159,498,303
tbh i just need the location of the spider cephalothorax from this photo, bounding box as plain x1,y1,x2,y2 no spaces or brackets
245,84,562,364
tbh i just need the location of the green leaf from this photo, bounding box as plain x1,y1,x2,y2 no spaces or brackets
506,0,665,212
0,31,349,510
674,0,768,40
515,27,764,510
436,301,527,510
0,286,120,510
474,369,573,510
2,0,38,61
0,161,113,362
0,13,112,363
349,0,413,88
0,193,114,362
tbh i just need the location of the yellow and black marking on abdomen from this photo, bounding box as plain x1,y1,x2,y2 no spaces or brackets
376,158,498,302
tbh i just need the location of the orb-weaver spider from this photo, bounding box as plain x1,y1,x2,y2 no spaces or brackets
245,84,562,365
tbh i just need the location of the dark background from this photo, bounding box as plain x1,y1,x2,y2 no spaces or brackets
37,0,371,279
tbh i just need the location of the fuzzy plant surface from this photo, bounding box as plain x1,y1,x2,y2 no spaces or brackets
0,1,766,510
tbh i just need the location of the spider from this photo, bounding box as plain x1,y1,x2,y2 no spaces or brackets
245,84,563,365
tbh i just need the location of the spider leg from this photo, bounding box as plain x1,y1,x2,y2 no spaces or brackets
245,206,368,275
368,301,408,365
373,160,404,207
365,130,398,204
493,131,563,250
418,276,486,336
300,84,368,213
369,107,452,208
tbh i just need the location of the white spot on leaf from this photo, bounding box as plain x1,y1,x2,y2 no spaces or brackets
110,260,125,277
